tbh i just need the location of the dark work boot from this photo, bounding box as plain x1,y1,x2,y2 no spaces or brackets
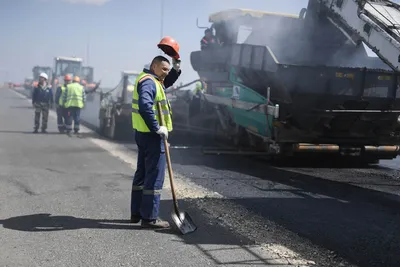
141,219,170,229
130,214,142,223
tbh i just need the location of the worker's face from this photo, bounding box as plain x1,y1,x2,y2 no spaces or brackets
39,77,46,85
152,61,170,81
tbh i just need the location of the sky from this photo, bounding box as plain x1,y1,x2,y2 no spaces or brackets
0,0,310,86
0,0,399,87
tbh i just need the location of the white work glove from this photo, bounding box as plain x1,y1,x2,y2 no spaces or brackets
172,58,181,71
156,126,169,139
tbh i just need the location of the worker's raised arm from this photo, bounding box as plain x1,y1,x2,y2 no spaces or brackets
137,78,159,132
164,66,182,88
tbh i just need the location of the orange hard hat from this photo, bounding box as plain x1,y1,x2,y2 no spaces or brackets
73,76,80,83
158,36,180,59
64,74,72,81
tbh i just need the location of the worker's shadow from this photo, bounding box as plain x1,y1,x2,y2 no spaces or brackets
0,213,144,232
0,208,181,233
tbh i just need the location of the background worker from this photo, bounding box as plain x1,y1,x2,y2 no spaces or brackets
54,74,72,133
62,76,86,135
189,79,207,118
200,28,220,50
130,54,181,229
31,73,53,133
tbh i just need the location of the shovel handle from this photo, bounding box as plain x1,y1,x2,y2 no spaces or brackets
157,102,179,213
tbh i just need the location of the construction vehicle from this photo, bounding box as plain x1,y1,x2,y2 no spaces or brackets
23,77,33,91
183,2,400,163
98,70,139,140
32,66,52,88
51,56,83,91
81,66,99,90
82,66,94,83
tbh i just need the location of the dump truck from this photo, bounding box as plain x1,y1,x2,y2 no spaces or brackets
184,3,400,163
98,70,139,140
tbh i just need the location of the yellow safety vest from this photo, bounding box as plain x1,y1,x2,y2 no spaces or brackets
58,85,66,105
132,72,173,132
194,81,205,95
63,82,85,108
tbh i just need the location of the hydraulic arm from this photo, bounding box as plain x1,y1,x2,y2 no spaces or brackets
309,0,400,70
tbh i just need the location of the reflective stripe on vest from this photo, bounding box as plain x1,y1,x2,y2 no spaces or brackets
64,83,85,108
131,72,173,132
58,85,66,105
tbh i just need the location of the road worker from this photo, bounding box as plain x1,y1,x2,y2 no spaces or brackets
130,53,181,228
62,76,86,136
31,73,53,133
200,28,220,51
54,74,72,133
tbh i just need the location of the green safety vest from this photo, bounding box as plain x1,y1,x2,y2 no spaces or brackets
63,82,85,108
132,72,173,132
58,85,66,105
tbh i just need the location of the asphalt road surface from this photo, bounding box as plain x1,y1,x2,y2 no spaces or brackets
3,86,400,267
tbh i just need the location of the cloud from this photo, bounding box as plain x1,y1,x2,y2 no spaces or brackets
62,0,110,5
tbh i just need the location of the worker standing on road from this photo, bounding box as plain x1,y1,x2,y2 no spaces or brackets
54,74,72,133
62,76,86,136
130,52,181,228
31,73,53,133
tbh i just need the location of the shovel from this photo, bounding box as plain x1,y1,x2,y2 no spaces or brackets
157,102,197,235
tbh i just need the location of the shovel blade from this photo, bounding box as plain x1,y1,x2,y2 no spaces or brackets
171,211,197,235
